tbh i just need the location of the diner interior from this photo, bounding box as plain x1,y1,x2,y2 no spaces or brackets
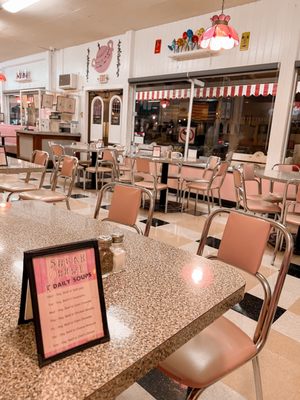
0,1,300,400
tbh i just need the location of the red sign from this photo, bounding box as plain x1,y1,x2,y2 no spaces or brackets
154,39,162,54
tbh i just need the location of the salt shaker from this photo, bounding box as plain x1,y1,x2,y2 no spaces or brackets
98,235,113,275
111,232,126,272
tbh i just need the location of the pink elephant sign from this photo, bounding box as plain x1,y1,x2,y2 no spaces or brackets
92,40,114,73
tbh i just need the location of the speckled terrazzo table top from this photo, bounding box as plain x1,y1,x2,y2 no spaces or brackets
0,157,44,174
0,201,245,400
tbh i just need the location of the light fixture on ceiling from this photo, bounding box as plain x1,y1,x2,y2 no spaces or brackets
199,0,239,51
0,72,6,82
2,0,40,13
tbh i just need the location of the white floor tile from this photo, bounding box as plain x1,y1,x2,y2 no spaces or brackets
116,383,156,400
272,311,300,343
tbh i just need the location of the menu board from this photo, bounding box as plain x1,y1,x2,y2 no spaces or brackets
19,240,109,367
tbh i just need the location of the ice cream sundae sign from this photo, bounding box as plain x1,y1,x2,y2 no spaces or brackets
92,40,114,73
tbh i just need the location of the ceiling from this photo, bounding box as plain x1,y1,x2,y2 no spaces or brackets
0,0,256,63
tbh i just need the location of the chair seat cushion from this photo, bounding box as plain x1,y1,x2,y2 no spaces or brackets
187,180,210,191
285,212,300,225
243,199,281,213
86,166,112,173
0,182,38,192
159,316,256,389
19,189,67,203
247,193,283,203
135,181,168,191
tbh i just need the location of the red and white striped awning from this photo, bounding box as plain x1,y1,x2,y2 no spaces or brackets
136,83,278,101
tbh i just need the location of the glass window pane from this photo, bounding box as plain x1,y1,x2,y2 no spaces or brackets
111,98,121,125
134,70,278,158
93,99,102,124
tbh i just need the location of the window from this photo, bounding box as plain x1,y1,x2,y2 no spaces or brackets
92,98,102,125
134,69,278,158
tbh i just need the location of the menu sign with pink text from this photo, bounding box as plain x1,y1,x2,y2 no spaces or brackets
19,240,109,367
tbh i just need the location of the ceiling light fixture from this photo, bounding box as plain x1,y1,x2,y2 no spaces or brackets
2,0,40,14
199,0,239,51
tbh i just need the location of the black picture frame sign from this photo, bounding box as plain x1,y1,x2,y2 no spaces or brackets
19,239,110,367
0,145,8,166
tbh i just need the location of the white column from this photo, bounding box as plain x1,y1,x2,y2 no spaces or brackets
266,0,300,169
184,80,195,160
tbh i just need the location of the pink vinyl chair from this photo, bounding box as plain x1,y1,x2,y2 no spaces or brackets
159,209,293,400
182,161,229,214
233,168,281,216
19,155,78,210
94,182,154,236
0,150,49,201
133,157,169,213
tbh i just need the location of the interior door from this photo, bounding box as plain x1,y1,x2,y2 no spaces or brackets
108,95,122,144
90,96,104,141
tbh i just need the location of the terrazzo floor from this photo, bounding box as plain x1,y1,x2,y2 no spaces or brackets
4,173,300,400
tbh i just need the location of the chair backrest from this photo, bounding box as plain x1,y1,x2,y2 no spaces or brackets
241,163,261,194
135,157,151,174
206,155,221,170
232,168,248,210
197,208,293,350
94,182,154,236
52,155,78,196
210,161,229,189
272,163,300,172
24,150,49,186
203,156,221,179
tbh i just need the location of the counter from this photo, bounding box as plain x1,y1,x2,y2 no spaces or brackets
16,130,81,160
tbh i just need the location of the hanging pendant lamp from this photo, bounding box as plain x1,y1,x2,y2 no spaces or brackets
0,73,7,82
199,0,239,51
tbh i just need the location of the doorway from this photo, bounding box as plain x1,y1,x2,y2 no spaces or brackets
88,90,123,145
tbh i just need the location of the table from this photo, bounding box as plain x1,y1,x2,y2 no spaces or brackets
0,156,45,174
129,155,190,212
255,167,300,252
255,168,300,183
0,201,245,400
16,130,81,161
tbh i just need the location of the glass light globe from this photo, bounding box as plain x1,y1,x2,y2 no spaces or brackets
210,37,222,51
200,39,209,49
221,36,235,50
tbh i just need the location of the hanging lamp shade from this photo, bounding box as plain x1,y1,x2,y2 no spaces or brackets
199,13,239,51
0,73,7,82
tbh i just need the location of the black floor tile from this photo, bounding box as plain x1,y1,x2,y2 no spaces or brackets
101,205,110,210
70,194,89,199
138,368,187,400
232,293,286,322
20,177,38,181
139,218,170,227
42,185,61,189
288,263,300,279
195,236,221,249
206,236,221,249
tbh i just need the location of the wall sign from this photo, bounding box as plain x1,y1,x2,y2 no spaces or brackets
240,32,250,51
154,39,162,54
16,70,31,82
98,74,109,84
92,40,114,73
18,239,110,367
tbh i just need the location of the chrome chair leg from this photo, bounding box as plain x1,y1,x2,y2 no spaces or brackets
252,356,263,400
186,387,205,400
